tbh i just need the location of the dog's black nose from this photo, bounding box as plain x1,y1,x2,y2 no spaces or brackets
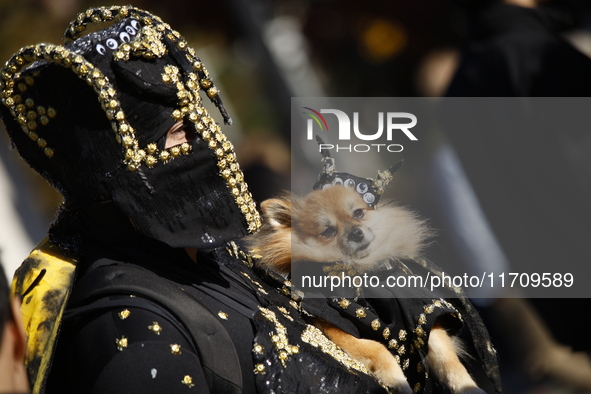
348,227,364,243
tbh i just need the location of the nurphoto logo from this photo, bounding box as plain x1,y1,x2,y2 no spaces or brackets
302,107,417,153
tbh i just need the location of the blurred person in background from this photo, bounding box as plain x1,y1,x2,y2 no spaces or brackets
0,260,29,394
444,0,591,390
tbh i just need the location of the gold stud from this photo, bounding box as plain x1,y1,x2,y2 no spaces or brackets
418,313,427,325
388,339,398,349
148,322,162,335
355,308,366,319
207,87,218,98
115,336,128,351
159,151,170,161
399,329,407,341
254,364,265,374
145,155,157,168
47,107,57,118
371,319,381,331
181,375,194,388
146,143,158,154
170,344,182,355
180,143,190,154
36,138,46,148
253,344,264,354
217,311,228,320
118,309,131,320
383,327,391,339
415,327,425,337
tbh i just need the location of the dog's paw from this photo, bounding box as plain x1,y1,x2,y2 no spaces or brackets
456,386,486,394
386,381,413,394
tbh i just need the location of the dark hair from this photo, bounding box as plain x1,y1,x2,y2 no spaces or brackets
0,260,11,344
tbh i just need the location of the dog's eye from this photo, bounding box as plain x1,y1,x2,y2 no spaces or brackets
321,226,337,238
353,209,364,219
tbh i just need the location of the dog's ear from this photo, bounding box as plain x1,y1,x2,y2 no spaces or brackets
261,198,292,229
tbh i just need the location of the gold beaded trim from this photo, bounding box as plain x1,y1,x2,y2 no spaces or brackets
259,307,300,367
301,324,370,375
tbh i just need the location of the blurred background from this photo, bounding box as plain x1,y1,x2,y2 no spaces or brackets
2,0,591,392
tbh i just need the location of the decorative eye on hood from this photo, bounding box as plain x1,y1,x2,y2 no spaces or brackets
119,32,131,43
106,38,118,50
96,44,106,55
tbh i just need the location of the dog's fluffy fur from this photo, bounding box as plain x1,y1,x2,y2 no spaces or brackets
248,186,432,274
247,186,485,393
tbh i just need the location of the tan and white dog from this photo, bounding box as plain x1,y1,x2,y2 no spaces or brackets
247,185,485,394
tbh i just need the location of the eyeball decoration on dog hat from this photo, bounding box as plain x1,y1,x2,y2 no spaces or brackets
313,136,402,208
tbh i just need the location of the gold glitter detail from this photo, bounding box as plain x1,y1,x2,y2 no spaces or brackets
403,358,410,370
418,313,427,325
253,344,264,354
371,319,381,331
254,364,266,374
415,326,426,337
338,299,351,309
217,311,228,320
414,383,421,393
148,322,163,335
399,329,407,341
118,309,130,320
383,327,391,340
355,308,367,319
398,345,406,355
301,324,369,375
259,307,299,367
170,344,182,355
182,375,194,388
115,336,128,351
277,307,293,321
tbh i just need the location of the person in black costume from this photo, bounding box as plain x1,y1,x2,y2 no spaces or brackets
445,0,591,389
1,5,499,394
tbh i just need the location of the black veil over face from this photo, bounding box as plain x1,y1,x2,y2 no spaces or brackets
0,6,261,250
